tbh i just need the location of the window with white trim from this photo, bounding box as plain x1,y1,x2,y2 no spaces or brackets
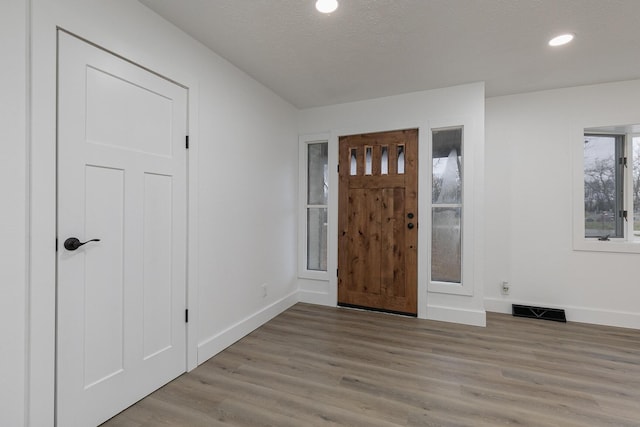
431,127,463,284
575,125,640,252
583,133,625,239
305,141,328,271
633,135,640,238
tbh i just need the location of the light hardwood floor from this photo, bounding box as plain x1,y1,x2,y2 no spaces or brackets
103,303,640,426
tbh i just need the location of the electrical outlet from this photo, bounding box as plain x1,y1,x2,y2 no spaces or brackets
261,283,268,298
501,281,510,295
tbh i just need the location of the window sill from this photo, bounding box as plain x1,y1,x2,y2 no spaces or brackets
573,238,640,254
298,270,329,281
428,281,473,296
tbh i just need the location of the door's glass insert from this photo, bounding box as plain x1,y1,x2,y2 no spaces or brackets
365,146,372,175
350,148,357,176
397,145,405,174
381,146,389,175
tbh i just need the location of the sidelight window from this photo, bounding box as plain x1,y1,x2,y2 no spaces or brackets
431,127,462,284
305,141,328,271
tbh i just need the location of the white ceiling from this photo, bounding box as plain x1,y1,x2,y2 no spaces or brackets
139,0,640,109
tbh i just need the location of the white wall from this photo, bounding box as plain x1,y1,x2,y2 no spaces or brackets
13,0,299,425
8,2,636,424
0,1,28,425
485,80,640,328
298,83,486,327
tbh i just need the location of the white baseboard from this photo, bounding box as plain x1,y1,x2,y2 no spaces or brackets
483,297,515,314
484,297,640,330
298,289,334,306
427,304,486,327
197,291,299,364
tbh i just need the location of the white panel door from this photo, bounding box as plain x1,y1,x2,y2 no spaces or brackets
57,32,188,427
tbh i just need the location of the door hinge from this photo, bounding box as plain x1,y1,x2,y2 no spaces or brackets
185,309,189,323
55,237,58,252
620,210,628,221
337,164,339,173
336,268,339,277
185,135,189,149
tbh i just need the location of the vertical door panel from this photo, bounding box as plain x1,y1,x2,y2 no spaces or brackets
83,165,125,388
380,187,406,298
142,173,174,360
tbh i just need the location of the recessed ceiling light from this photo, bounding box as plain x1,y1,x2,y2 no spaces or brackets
316,0,338,14
548,33,574,47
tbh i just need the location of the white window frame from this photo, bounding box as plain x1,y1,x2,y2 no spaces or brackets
298,133,330,280
573,126,640,253
427,125,472,296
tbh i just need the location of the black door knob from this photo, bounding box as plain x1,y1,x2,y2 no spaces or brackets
64,237,101,251
407,213,414,219
407,223,414,229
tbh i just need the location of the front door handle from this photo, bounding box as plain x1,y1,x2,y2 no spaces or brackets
407,223,414,229
64,237,101,251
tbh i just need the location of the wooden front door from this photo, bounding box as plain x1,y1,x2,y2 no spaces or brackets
338,129,418,315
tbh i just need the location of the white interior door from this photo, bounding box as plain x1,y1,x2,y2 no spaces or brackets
56,31,188,427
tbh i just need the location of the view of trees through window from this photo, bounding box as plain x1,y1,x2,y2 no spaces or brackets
583,134,640,238
634,136,640,237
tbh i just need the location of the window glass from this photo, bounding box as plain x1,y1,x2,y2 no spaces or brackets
307,208,328,271
306,142,328,271
583,134,623,238
307,143,328,205
432,207,462,283
397,145,405,174
431,128,462,284
432,132,462,204
350,148,357,176
381,146,389,175
634,137,640,237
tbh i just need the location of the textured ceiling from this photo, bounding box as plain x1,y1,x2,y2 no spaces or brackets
139,0,640,108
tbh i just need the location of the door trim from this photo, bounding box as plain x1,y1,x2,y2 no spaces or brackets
321,125,429,319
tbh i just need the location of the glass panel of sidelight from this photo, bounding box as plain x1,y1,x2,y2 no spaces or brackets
431,207,461,283
307,208,328,271
307,143,328,205
432,129,462,204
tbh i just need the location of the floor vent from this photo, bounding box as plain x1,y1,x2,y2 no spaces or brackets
512,304,567,322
